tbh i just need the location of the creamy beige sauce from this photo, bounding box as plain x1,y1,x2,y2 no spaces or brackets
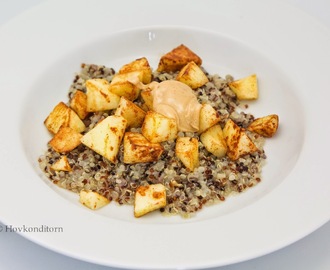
151,80,201,132
127,76,202,132
149,80,201,132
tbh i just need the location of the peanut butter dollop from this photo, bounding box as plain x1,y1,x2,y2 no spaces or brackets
149,80,201,132
127,75,202,132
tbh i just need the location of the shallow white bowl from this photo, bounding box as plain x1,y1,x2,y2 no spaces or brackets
23,26,303,223
0,1,329,269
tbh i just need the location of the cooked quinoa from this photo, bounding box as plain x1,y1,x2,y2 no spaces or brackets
38,63,266,218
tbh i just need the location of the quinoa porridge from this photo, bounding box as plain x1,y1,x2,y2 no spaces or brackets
39,46,278,218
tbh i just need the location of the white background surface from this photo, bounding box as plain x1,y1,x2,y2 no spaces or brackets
0,0,329,269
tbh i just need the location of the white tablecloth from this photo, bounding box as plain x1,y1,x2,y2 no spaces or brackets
0,0,329,269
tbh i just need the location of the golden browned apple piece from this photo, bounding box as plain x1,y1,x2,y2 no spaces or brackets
228,74,258,100
79,190,110,210
157,44,202,72
85,79,120,112
223,119,259,160
175,137,199,171
49,127,83,153
70,90,88,120
123,132,164,164
80,115,127,163
198,104,221,134
44,102,86,134
247,114,279,137
50,156,72,172
109,71,144,101
176,61,208,89
114,96,146,128
118,57,152,84
134,184,166,217
141,111,178,143
200,124,227,158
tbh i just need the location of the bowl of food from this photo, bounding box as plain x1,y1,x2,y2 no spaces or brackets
36,38,283,221
1,1,329,268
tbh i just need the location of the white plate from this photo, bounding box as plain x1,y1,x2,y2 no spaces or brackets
0,0,330,269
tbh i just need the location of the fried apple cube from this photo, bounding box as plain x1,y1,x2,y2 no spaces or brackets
49,127,83,153
109,71,144,101
44,102,86,134
140,90,153,110
141,111,178,143
85,79,120,112
118,57,152,84
175,137,199,171
114,97,146,128
228,74,258,100
79,190,110,210
223,119,259,160
247,114,279,138
70,90,88,119
134,184,166,218
123,132,164,164
199,104,221,134
200,125,227,158
80,115,127,163
176,61,209,89
50,155,72,172
157,44,202,72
